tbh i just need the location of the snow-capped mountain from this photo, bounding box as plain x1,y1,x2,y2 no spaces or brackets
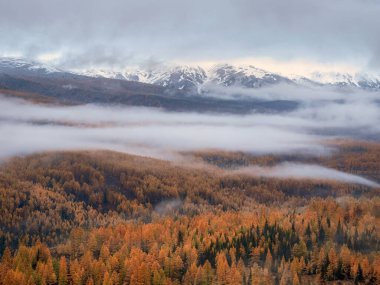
78,64,294,92
0,57,63,76
80,65,207,93
149,66,207,92
207,64,292,88
2,57,380,93
78,63,380,92
309,71,380,89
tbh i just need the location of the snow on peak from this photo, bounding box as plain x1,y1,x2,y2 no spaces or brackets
209,63,270,79
0,57,62,74
302,71,380,88
309,72,356,85
78,65,207,91
206,63,291,88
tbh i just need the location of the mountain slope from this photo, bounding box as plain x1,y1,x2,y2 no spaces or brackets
0,57,299,113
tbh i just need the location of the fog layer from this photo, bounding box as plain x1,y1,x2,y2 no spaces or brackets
1,84,379,186
235,163,380,188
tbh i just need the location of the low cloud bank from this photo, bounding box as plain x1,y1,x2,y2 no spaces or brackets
1,83,380,186
0,85,379,161
0,95,328,159
235,163,380,188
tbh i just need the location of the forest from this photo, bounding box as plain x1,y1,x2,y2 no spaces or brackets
0,141,379,284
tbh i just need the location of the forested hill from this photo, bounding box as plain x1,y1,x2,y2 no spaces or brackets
0,143,379,284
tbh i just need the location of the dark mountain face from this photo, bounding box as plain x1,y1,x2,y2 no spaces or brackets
0,72,165,104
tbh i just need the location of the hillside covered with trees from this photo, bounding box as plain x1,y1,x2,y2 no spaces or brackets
0,141,379,284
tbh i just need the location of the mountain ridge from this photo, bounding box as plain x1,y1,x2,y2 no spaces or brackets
2,57,380,93
0,57,299,114
76,62,380,92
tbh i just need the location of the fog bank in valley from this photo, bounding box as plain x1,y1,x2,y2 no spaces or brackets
1,84,379,186
234,163,380,188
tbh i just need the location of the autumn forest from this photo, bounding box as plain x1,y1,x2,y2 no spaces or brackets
0,140,379,285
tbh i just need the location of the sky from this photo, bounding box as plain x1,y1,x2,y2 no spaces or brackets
1,0,380,74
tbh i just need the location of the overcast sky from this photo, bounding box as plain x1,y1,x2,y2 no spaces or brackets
1,0,380,73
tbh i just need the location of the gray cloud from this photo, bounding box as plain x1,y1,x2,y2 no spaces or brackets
1,0,380,69
0,95,326,159
57,46,135,69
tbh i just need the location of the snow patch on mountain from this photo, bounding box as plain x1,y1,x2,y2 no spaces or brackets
79,65,207,92
0,57,62,74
